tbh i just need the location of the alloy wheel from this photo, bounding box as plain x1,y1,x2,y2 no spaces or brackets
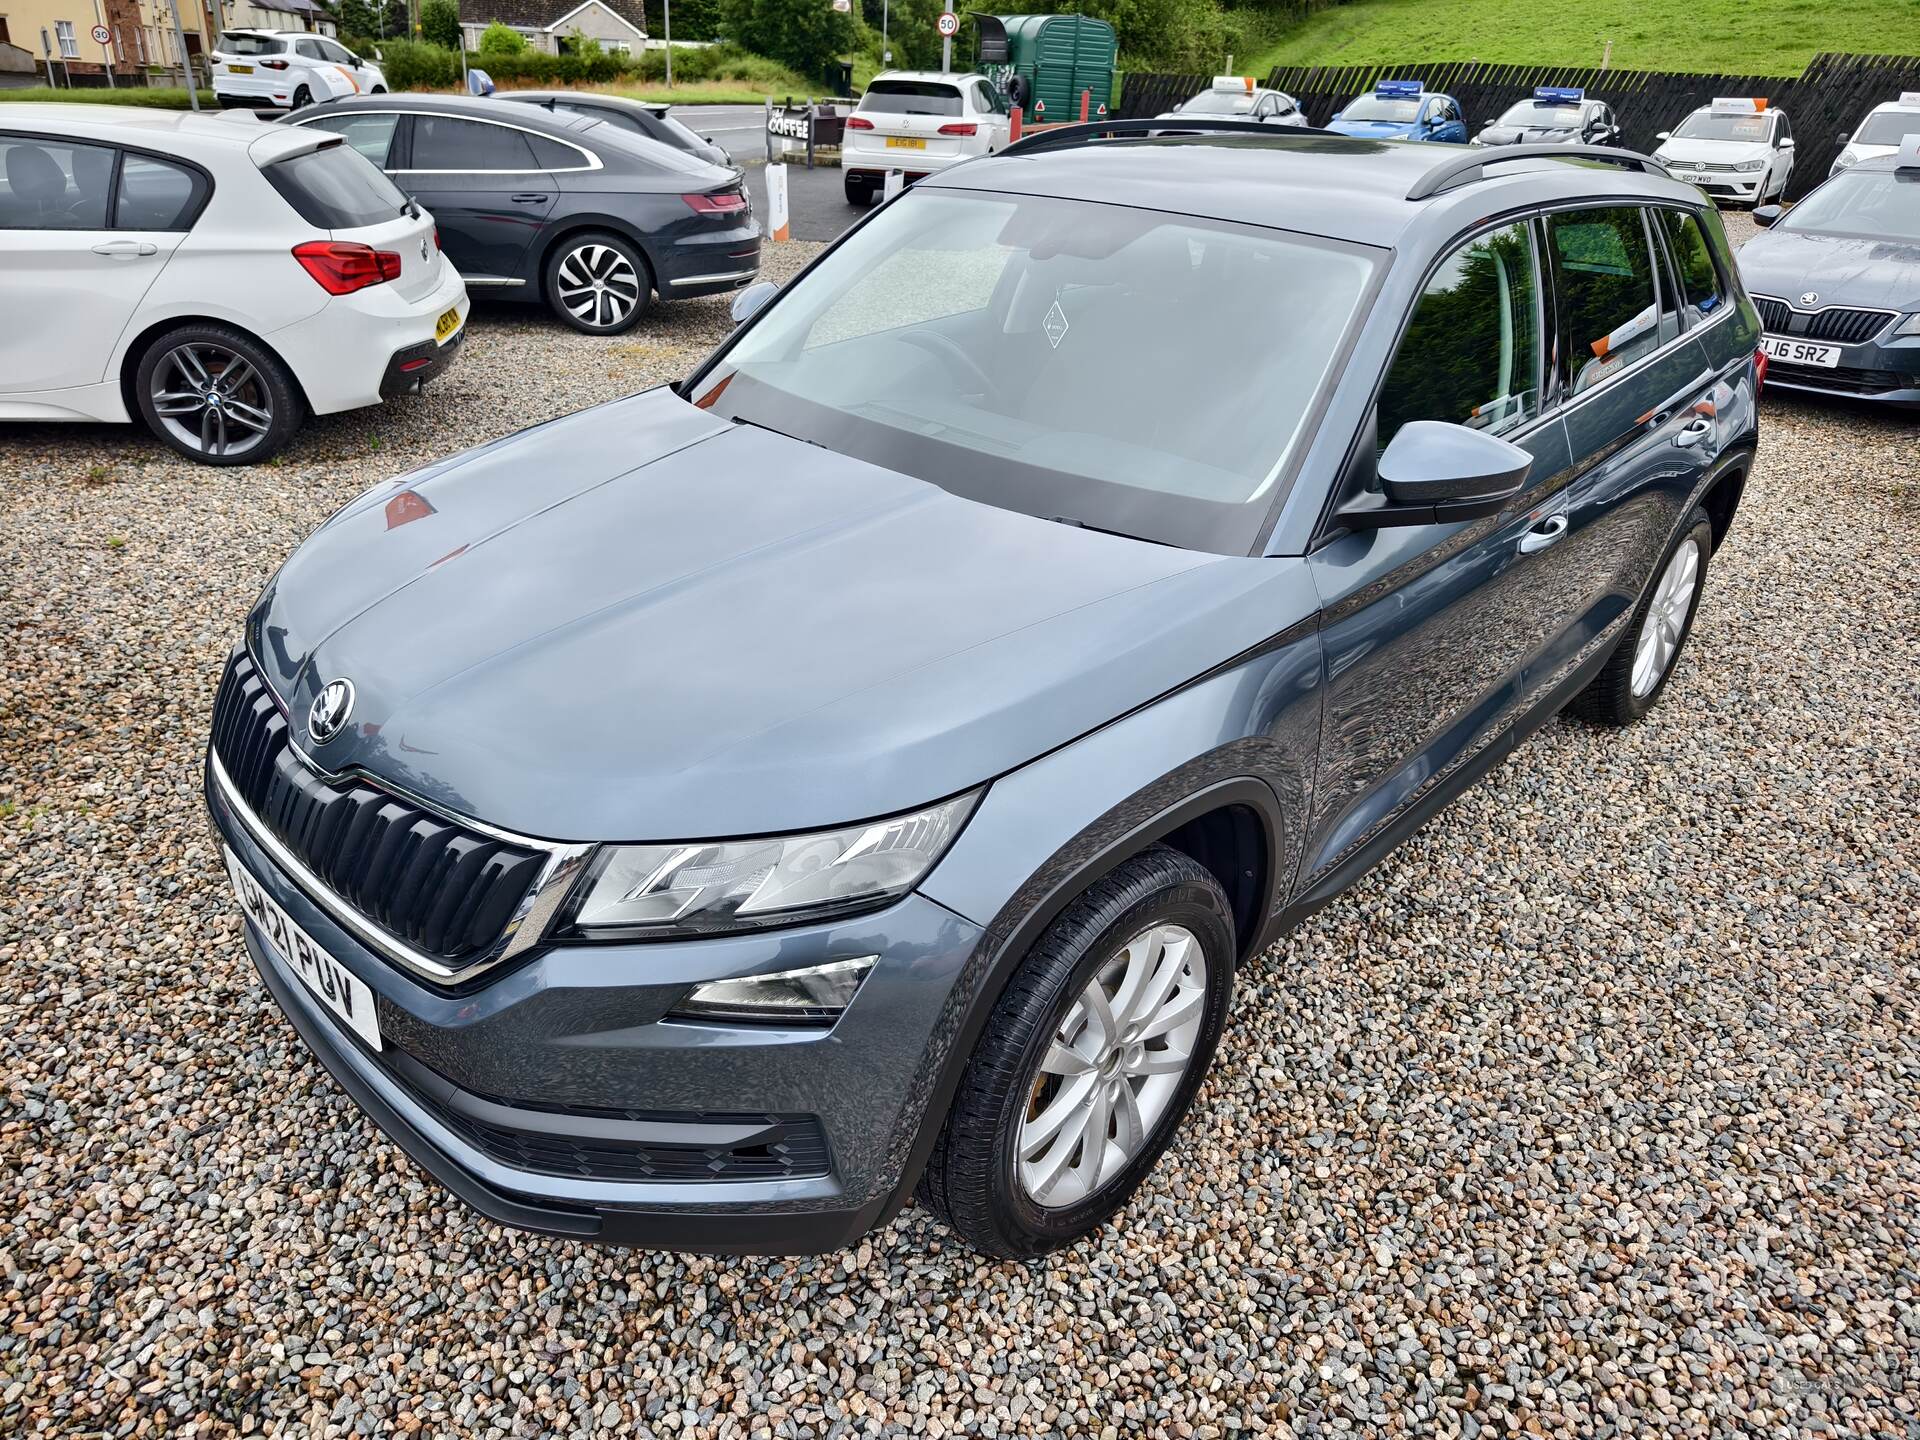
148,342,276,460
556,243,642,329
1016,923,1208,1209
1631,536,1701,697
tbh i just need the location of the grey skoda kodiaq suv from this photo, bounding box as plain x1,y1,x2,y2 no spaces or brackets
207,123,1762,1258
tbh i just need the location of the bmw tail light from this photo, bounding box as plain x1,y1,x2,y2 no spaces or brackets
846,116,874,129
683,191,747,215
292,241,403,295
938,122,978,136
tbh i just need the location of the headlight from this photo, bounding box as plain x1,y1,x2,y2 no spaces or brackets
562,792,980,940
1735,158,1767,172
672,957,876,1024
1835,148,1859,169
1894,313,1920,337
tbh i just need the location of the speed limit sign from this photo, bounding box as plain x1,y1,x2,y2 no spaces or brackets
90,23,110,43
936,10,958,36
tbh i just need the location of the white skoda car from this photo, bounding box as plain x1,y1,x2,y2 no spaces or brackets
211,29,387,112
0,107,466,465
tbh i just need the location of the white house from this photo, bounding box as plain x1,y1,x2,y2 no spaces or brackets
457,0,645,56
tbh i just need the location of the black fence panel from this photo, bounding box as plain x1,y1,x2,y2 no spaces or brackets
1126,53,1920,201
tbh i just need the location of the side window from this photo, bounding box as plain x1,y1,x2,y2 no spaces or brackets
526,132,583,169
1775,112,1792,145
322,39,355,63
117,154,203,229
1647,211,1683,345
1658,208,1726,322
295,38,325,60
408,115,538,171
300,112,401,167
1546,206,1661,395
0,136,113,229
1376,221,1541,447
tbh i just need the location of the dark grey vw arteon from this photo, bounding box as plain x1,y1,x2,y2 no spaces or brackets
206,124,1762,1258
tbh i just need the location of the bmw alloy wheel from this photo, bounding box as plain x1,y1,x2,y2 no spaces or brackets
556,243,643,329
1016,923,1208,1208
148,342,276,460
1631,535,1701,697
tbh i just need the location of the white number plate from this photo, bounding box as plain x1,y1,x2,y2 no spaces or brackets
1760,335,1841,368
226,846,382,1050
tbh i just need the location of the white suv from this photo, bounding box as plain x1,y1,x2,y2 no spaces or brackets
843,72,1012,206
0,106,466,465
212,30,387,112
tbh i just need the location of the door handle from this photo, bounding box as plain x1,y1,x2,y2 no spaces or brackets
509,192,551,205
92,239,158,258
1517,513,1568,554
1674,416,1714,448
1641,368,1715,430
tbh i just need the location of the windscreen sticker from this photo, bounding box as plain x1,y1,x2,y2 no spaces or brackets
1043,299,1070,349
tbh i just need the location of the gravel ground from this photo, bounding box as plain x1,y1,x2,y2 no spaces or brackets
3,219,1919,1438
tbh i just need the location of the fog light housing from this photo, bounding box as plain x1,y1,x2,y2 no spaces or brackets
671,956,876,1025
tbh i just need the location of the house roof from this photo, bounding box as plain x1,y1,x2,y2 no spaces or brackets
458,0,647,36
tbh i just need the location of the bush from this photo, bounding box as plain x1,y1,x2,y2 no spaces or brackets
420,0,461,49
478,21,527,54
373,37,462,88
718,0,857,84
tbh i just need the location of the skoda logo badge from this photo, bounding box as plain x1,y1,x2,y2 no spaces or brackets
308,678,356,744
1799,291,1819,306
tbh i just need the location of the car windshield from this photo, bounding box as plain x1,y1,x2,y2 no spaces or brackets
689,189,1377,553
216,32,280,54
1177,90,1257,115
860,81,963,117
1341,95,1420,122
1855,111,1920,145
1499,101,1581,127
1779,169,1920,243
1672,113,1772,143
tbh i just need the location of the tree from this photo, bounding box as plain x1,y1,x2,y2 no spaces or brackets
478,19,527,52
860,0,939,69
719,0,856,83
420,0,461,47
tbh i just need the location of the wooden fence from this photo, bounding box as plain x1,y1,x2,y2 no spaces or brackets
1119,52,1920,201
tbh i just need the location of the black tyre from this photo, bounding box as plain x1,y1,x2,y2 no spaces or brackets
543,231,651,334
844,172,875,206
1568,507,1713,726
289,84,311,110
918,845,1236,1258
133,323,303,466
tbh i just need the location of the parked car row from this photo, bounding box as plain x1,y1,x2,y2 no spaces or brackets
0,87,761,464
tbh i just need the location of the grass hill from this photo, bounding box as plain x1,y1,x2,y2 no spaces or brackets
1245,0,1920,78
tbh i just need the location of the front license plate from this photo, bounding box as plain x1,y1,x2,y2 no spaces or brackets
1761,335,1840,368
225,846,382,1051
435,306,462,343
885,136,927,150
229,63,253,73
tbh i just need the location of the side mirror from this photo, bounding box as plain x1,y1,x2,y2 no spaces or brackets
1752,204,1783,227
1780,136,1795,149
1836,131,1850,143
350,54,363,67
1337,421,1532,529
730,280,778,327
1656,129,1672,141
466,67,495,97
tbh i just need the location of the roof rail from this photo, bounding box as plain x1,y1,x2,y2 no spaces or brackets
1405,143,1671,201
998,117,1347,158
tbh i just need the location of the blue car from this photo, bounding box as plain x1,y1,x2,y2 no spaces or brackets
1327,78,1469,143
207,121,1761,1259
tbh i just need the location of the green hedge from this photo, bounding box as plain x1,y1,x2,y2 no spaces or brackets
368,38,786,91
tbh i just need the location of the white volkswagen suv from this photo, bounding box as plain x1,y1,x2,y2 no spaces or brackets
212,30,387,111
842,72,1013,206
0,107,466,465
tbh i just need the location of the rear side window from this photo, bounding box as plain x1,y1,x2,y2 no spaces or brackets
408,115,538,170
118,154,203,229
1546,207,1661,395
0,136,113,229
300,112,400,167
1657,209,1725,322
264,142,407,228
526,132,584,169
860,81,963,117
1376,221,1540,446
217,32,281,55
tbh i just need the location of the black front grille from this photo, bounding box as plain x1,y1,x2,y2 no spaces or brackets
211,650,547,966
1756,297,1893,345
1768,362,1910,395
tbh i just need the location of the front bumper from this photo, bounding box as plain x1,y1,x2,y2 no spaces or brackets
207,758,985,1253
1763,333,1920,408
1668,169,1768,201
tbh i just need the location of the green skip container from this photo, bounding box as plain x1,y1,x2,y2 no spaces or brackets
976,14,1117,122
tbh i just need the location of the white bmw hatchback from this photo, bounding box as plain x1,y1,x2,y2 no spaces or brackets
212,30,388,112
0,107,467,465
